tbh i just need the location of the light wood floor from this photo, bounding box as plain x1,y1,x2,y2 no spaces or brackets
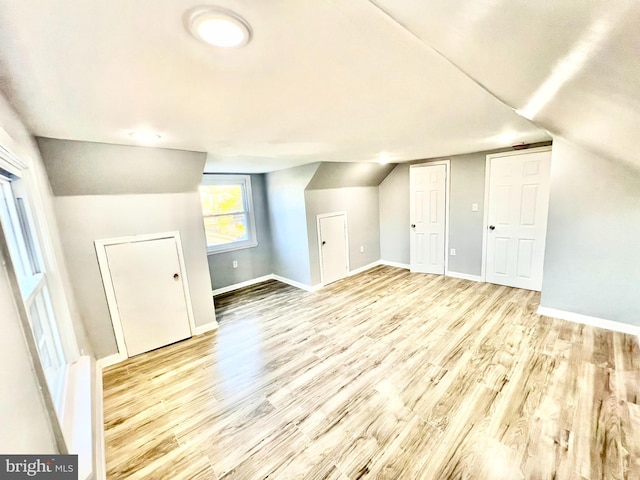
103,266,640,479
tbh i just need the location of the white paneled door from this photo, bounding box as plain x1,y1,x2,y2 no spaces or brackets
485,148,552,291
318,213,348,285
104,236,192,357
410,164,447,274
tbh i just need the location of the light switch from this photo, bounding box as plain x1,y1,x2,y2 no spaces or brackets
450,249,456,256
472,203,478,212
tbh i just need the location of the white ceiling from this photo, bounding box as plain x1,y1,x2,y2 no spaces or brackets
0,1,635,173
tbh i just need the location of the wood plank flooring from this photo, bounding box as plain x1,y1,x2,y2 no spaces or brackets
103,265,640,479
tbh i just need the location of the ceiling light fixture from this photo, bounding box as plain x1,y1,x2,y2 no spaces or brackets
377,152,391,165
129,131,161,142
185,6,252,48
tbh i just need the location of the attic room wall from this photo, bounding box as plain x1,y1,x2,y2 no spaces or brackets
305,187,381,286
540,138,640,325
207,174,273,290
379,153,487,275
38,139,216,359
379,164,410,265
265,163,319,286
0,94,62,452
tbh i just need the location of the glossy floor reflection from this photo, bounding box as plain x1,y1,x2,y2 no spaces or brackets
103,266,640,479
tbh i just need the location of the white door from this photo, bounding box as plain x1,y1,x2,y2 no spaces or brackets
105,237,192,356
410,164,447,274
318,213,348,285
485,148,552,291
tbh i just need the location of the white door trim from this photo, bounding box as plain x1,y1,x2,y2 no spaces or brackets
94,231,196,360
481,146,552,282
316,212,349,286
410,160,451,274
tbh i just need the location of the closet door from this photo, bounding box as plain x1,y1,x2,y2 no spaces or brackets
104,236,192,357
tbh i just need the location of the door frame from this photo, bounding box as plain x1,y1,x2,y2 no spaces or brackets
480,145,552,282
316,212,349,286
409,160,451,274
95,231,196,360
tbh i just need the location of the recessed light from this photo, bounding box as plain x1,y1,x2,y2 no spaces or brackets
496,131,518,144
377,152,391,165
129,131,161,142
185,6,251,48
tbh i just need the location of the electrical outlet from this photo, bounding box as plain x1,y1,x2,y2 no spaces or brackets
232,260,238,268
360,245,364,253
450,248,456,256
472,203,478,212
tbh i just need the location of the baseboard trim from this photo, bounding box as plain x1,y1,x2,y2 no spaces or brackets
94,360,106,480
272,274,322,292
379,260,410,270
194,321,219,335
349,260,382,276
537,306,640,336
446,271,484,282
96,353,126,369
211,275,274,296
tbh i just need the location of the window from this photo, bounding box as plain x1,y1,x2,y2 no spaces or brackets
0,175,66,405
200,174,257,253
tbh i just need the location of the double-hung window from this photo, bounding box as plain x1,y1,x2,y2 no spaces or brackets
199,174,257,254
0,170,67,406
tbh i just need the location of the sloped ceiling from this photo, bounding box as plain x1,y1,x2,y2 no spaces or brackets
372,0,640,170
0,1,635,173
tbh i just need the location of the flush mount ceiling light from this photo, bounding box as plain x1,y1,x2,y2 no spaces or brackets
129,131,161,142
185,6,252,48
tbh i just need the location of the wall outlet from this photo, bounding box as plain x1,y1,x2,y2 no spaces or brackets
232,260,238,268
472,203,479,212
360,245,364,253
450,248,456,256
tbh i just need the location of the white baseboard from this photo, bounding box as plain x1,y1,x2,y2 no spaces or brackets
211,275,274,296
349,260,382,276
379,260,410,270
194,321,219,335
446,271,484,282
94,360,106,480
537,306,640,336
96,353,126,369
272,274,322,292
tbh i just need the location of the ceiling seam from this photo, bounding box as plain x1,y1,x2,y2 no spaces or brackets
365,0,551,139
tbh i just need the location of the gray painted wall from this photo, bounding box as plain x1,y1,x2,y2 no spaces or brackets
305,187,381,285
540,138,640,325
0,92,88,453
265,163,319,286
207,174,273,290
379,164,410,265
378,154,487,275
307,162,395,189
54,193,216,358
447,153,486,276
37,137,206,195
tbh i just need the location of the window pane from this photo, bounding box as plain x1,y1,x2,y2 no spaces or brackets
15,197,41,274
204,213,248,247
199,184,244,216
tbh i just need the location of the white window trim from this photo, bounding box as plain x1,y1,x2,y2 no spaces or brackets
201,174,258,254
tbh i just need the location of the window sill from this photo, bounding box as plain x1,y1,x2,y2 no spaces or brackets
207,241,258,255
57,356,101,480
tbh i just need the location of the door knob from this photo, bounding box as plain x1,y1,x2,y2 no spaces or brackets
489,225,495,230
173,273,180,279
411,224,416,228
322,241,326,245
